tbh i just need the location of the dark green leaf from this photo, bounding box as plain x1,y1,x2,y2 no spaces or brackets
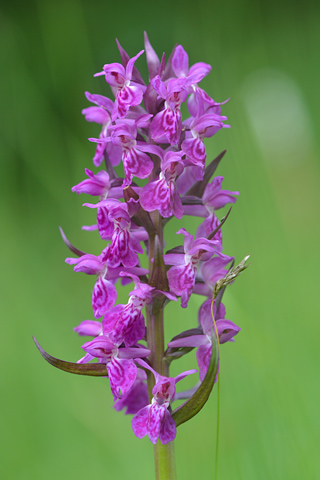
172,329,219,427
186,150,226,198
33,337,108,376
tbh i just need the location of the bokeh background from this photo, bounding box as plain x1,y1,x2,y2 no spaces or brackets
1,0,320,478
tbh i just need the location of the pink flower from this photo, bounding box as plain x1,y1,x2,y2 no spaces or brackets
131,361,196,444
149,76,187,145
164,229,222,307
79,335,150,399
139,149,185,219
94,50,146,121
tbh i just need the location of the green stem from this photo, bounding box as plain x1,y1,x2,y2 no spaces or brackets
154,441,177,480
146,211,176,480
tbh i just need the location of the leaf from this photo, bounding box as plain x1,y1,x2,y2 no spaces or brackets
207,207,232,240
33,337,108,376
59,227,87,257
172,329,219,427
186,150,226,198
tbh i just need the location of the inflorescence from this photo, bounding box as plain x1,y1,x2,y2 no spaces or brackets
35,33,248,446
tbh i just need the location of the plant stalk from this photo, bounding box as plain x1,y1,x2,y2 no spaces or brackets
146,211,176,480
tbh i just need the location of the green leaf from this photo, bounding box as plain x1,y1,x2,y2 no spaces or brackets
172,329,219,427
33,337,108,376
186,150,226,198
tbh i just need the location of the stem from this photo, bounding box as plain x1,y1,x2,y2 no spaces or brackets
146,211,176,479
154,442,176,480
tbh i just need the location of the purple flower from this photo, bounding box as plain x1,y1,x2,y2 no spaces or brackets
164,229,221,308
89,117,155,186
139,149,184,219
131,361,196,444
172,45,212,84
168,299,240,381
82,91,122,167
66,248,148,318
149,76,187,145
181,112,230,180
171,45,223,117
80,335,150,399
94,50,146,121
103,273,154,347
72,168,123,200
83,199,146,266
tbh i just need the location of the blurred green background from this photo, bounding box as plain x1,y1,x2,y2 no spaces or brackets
1,0,319,478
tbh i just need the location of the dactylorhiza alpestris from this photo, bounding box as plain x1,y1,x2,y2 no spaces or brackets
34,32,249,476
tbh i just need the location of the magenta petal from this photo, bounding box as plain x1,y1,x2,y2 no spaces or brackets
171,185,183,219
196,344,212,382
97,206,114,239
181,137,206,167
148,403,166,444
107,230,139,268
85,91,114,111
216,319,241,344
172,45,189,77
108,357,137,398
102,304,125,336
82,106,110,125
168,335,207,349
74,320,102,337
81,335,114,361
92,277,117,319
122,147,153,185
92,141,106,167
188,62,212,78
118,85,144,109
151,75,167,98
160,410,177,445
106,142,122,166
124,311,145,347
114,369,149,415
167,263,195,296
131,405,151,439
66,254,103,275
125,50,144,80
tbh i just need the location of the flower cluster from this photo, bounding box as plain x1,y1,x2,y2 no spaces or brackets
37,34,246,447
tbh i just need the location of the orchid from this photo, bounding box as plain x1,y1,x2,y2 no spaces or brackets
94,49,146,121
34,34,249,480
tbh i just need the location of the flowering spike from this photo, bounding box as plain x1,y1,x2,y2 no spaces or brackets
35,36,249,466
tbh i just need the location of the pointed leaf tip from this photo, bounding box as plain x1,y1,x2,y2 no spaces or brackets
186,150,227,198
59,227,86,257
33,336,108,376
